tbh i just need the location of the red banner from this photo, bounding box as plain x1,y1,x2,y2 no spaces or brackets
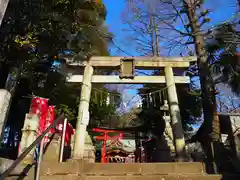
30,97,41,115
29,97,74,145
29,97,49,136
56,121,74,145
47,106,55,134
39,98,49,134
43,105,55,143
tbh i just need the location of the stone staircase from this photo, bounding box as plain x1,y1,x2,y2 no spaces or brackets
5,161,240,180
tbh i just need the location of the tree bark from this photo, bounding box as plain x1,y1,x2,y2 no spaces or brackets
184,0,221,172
184,0,221,140
148,4,159,56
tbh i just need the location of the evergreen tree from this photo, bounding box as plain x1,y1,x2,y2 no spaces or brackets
206,23,240,95
1,0,116,149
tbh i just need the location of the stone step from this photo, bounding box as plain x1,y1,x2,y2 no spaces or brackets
6,174,238,180
5,162,240,180
38,162,205,176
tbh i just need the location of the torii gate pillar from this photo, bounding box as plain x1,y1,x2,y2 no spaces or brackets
73,64,93,159
164,66,186,161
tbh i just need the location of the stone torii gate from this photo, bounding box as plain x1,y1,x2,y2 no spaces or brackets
66,56,197,161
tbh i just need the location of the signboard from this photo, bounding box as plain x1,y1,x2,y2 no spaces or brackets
81,110,89,125
120,58,135,79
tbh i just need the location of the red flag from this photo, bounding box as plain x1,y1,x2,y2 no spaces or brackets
38,98,49,134
43,106,55,143
47,106,55,134
29,97,49,135
57,121,74,145
65,122,74,145
30,97,41,114
29,97,49,144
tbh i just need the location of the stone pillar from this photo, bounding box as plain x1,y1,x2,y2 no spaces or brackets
18,113,40,164
163,115,175,156
164,66,186,161
73,64,93,159
0,89,11,141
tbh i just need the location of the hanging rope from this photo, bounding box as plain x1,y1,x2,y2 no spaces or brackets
92,83,174,98
90,83,178,109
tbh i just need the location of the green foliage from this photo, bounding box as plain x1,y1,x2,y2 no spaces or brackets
89,89,122,128
90,102,116,127
206,23,240,95
57,104,76,121
177,84,202,130
141,69,202,131
1,0,115,133
139,77,202,132
206,23,237,53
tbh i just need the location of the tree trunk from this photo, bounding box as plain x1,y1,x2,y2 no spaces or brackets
184,0,221,141
149,6,156,56
148,4,159,56
184,0,221,172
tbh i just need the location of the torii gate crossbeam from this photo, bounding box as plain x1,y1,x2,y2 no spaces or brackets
68,56,197,162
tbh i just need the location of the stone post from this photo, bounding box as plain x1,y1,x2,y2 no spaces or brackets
18,113,40,164
0,0,10,26
163,115,175,157
164,66,186,161
73,64,93,159
0,89,11,141
160,100,175,154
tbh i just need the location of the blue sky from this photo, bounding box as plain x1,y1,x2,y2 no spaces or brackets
103,0,237,56
103,0,238,109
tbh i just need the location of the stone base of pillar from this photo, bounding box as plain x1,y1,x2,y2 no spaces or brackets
71,131,95,163
83,145,95,163
82,132,95,163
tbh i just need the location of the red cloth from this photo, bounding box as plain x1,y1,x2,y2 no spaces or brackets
57,121,74,145
43,106,55,143
65,123,74,145
48,106,55,134
30,97,41,114
28,97,50,144
38,98,49,134
29,97,75,145
30,97,49,135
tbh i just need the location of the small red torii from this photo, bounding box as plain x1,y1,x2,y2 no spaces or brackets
92,128,123,163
